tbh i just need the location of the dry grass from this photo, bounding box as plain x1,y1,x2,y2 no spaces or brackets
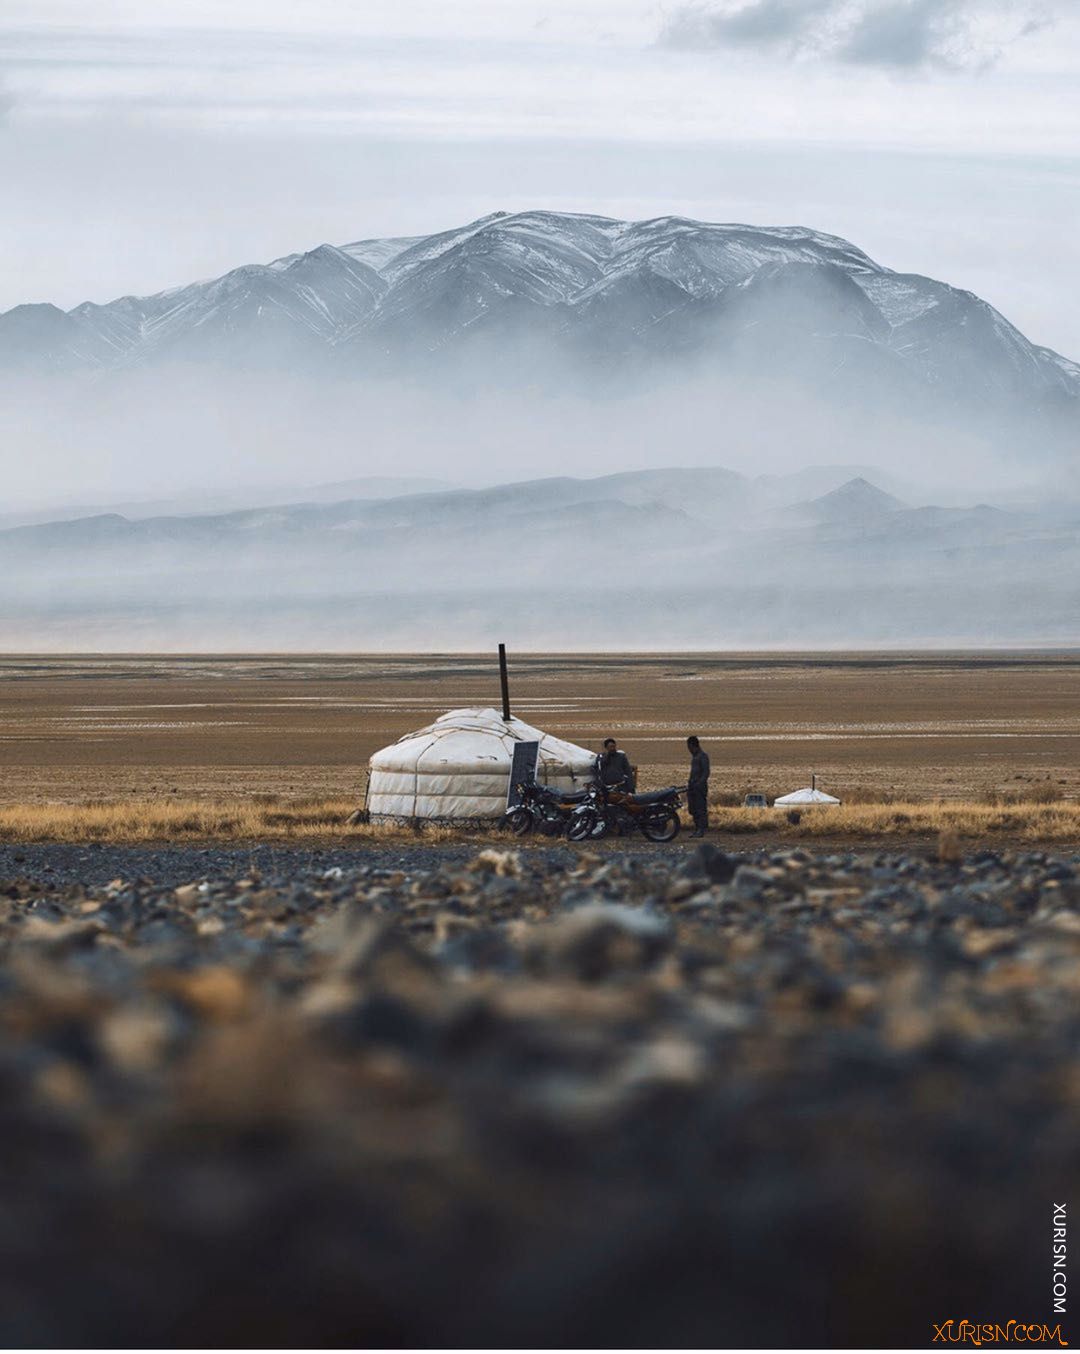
0,795,1079,846
0,797,463,845
711,801,1080,842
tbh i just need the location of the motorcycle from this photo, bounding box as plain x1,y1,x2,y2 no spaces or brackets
567,778,683,843
503,779,591,837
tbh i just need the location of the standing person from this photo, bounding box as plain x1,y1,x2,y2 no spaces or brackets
686,735,710,837
597,737,634,792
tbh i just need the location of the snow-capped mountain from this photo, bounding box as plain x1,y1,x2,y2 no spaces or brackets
2,210,1077,445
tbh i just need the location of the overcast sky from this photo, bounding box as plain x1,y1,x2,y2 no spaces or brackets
2,0,1079,355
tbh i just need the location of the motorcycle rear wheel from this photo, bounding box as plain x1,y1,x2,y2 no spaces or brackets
641,809,680,843
506,808,534,837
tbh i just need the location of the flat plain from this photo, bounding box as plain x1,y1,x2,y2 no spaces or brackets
0,651,1077,807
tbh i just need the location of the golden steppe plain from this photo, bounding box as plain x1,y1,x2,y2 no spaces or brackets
0,652,1077,822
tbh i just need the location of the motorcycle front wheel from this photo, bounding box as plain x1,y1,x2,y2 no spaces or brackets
505,808,534,837
567,809,602,842
641,809,680,843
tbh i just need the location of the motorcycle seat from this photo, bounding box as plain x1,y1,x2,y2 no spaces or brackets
525,784,589,804
629,787,680,805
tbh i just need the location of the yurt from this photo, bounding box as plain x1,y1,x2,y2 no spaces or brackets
774,777,841,808
366,707,596,822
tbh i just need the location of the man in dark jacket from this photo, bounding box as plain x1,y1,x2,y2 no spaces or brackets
686,735,710,837
598,738,634,792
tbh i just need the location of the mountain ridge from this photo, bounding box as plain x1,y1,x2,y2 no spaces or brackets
4,209,1078,482
0,465,1038,548
2,464,1077,647
2,210,1075,406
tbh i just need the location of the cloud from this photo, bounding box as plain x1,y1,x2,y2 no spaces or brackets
662,0,840,54
659,0,1059,71
841,0,978,69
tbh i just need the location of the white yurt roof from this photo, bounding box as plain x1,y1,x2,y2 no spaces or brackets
367,707,595,821
774,786,842,807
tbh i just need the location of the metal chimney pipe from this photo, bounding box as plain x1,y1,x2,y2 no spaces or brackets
498,643,511,722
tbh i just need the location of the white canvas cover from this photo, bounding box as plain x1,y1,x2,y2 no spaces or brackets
367,707,596,821
774,787,842,807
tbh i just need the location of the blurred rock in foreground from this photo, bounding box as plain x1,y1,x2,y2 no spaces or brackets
1,843,1078,1346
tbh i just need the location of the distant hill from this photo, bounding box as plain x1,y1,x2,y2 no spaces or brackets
0,475,457,531
801,477,907,524
1,465,1077,647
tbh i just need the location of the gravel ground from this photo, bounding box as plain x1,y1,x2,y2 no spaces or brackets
0,841,716,890
0,839,790,891
1,842,1078,1346
0,842,496,889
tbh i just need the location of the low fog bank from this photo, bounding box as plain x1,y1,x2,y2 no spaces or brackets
2,457,1078,650
2,586,1077,653
1,362,1075,516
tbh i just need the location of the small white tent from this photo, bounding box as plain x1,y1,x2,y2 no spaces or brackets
367,707,596,822
774,781,841,808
